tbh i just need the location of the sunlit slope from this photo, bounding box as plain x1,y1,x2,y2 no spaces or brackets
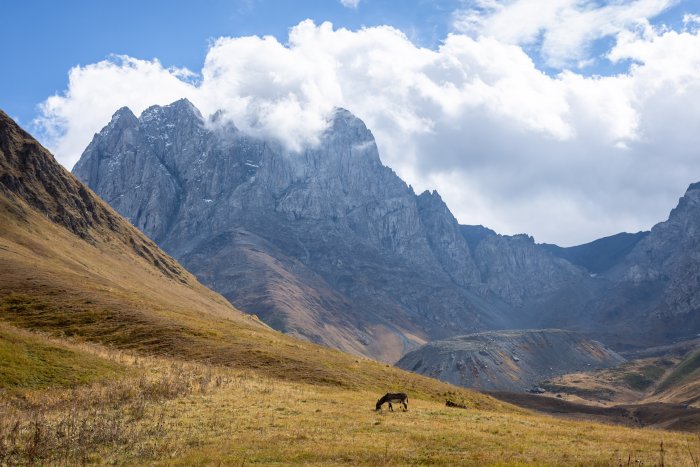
0,344,695,466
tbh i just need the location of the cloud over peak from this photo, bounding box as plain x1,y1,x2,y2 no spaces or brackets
35,17,700,245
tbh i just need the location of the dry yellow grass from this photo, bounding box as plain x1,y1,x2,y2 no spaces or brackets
162,380,698,466
1,336,697,466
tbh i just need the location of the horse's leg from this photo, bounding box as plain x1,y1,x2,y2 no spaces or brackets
403,400,408,411
389,402,393,412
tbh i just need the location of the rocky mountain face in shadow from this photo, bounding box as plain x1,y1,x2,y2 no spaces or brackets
395,329,625,391
594,183,700,345
73,100,700,361
541,232,649,274
450,190,700,350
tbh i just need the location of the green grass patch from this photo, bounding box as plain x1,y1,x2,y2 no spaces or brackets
622,372,655,391
0,324,122,391
638,364,665,380
619,364,666,391
656,349,700,393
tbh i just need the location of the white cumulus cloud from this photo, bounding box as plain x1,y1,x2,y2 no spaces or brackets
34,18,700,245
453,0,678,68
340,0,360,8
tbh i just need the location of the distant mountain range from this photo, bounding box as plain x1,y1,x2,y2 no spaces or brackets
73,99,700,361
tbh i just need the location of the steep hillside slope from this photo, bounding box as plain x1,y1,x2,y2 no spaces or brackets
654,348,700,404
0,108,509,394
0,109,271,365
396,330,625,391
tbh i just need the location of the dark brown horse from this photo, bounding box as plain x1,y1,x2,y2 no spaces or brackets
375,392,408,411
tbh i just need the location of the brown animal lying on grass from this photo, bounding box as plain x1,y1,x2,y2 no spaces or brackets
446,400,468,409
375,392,408,411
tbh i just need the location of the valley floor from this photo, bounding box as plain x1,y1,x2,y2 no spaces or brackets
1,328,698,466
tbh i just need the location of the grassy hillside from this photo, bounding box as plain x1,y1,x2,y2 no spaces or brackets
542,347,700,408
542,357,673,403
653,349,700,406
0,110,697,464
656,349,700,392
1,342,698,466
0,184,506,403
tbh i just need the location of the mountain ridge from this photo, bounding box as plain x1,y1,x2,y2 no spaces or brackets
540,231,649,274
73,100,700,360
75,100,513,361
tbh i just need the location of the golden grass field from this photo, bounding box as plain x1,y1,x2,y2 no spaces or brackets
1,336,698,466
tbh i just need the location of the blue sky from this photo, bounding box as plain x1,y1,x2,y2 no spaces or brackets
4,1,700,245
3,0,465,124
4,0,696,124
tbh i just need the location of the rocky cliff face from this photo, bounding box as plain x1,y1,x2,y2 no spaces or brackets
509,185,700,350
75,100,596,361
608,183,700,287
592,184,700,344
396,329,625,391
73,99,700,360
471,232,587,307
75,100,523,361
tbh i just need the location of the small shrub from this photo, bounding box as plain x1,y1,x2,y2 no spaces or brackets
623,372,654,391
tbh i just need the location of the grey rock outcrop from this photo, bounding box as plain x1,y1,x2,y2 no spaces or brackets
471,232,587,307
396,329,625,391
591,183,700,345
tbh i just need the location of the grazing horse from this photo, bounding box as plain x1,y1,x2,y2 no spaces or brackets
375,392,408,411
